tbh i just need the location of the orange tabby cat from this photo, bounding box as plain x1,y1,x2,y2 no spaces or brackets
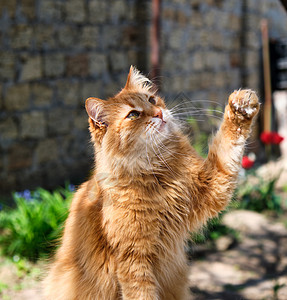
44,66,259,300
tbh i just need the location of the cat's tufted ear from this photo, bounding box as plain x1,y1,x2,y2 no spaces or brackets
124,65,153,92
85,97,108,128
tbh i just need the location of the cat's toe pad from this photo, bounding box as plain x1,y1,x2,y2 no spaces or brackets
229,89,259,119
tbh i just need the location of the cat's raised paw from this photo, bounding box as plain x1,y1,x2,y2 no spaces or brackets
228,89,259,120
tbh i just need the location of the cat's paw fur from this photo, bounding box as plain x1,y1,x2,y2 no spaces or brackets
228,89,259,122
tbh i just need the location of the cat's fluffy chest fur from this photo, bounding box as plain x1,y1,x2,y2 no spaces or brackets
72,175,191,299
99,135,195,244
44,67,259,300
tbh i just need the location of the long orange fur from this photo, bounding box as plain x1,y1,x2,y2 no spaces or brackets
43,66,259,300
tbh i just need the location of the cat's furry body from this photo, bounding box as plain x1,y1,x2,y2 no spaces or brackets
44,67,259,300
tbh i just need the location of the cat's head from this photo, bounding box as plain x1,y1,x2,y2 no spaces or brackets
85,66,178,166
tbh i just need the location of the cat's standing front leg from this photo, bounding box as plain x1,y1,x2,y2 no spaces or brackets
189,90,260,226
117,255,159,300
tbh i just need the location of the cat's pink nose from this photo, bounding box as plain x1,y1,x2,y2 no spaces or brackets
153,108,163,120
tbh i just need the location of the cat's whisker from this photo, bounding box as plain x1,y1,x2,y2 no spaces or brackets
145,124,151,133
153,126,181,145
172,112,224,119
170,107,224,116
188,99,223,105
154,136,184,155
151,132,177,158
172,113,224,122
146,121,179,143
145,133,161,183
155,148,176,177
168,99,223,110
171,109,224,117
154,138,185,158
168,107,221,117
168,101,191,113
168,100,223,108
149,131,177,177
169,108,224,118
243,140,258,150
155,129,179,143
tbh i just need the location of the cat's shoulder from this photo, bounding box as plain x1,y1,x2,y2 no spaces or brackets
69,177,100,212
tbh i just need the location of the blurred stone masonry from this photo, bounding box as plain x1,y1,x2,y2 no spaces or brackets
0,0,287,195
161,0,287,101
0,0,149,193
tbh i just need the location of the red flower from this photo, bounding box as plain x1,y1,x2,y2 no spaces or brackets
260,132,273,144
260,132,284,145
272,132,284,144
242,156,254,169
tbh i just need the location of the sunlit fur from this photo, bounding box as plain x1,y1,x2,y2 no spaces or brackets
43,67,259,300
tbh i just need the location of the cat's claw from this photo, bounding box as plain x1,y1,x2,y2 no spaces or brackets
228,89,260,120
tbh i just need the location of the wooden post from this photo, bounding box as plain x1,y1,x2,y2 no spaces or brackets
261,19,272,133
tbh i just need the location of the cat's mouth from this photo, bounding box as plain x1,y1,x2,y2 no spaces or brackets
151,117,167,132
159,120,167,131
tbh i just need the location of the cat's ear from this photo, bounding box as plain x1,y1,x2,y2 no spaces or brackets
124,65,152,92
85,97,108,128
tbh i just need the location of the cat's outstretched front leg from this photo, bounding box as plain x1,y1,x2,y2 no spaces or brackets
208,89,260,173
190,90,260,227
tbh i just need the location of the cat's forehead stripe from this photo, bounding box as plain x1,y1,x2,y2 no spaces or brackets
126,92,150,103
123,95,147,110
121,104,143,112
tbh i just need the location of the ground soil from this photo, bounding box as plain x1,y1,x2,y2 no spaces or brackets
1,210,287,300
189,210,287,300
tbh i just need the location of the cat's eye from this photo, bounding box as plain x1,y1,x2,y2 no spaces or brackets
148,96,156,105
126,110,140,120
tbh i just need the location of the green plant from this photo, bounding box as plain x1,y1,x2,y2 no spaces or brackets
0,185,73,261
235,176,282,214
191,213,239,245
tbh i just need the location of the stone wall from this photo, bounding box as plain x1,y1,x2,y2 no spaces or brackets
160,0,287,153
161,0,242,103
0,0,149,193
0,0,286,194
161,0,287,102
